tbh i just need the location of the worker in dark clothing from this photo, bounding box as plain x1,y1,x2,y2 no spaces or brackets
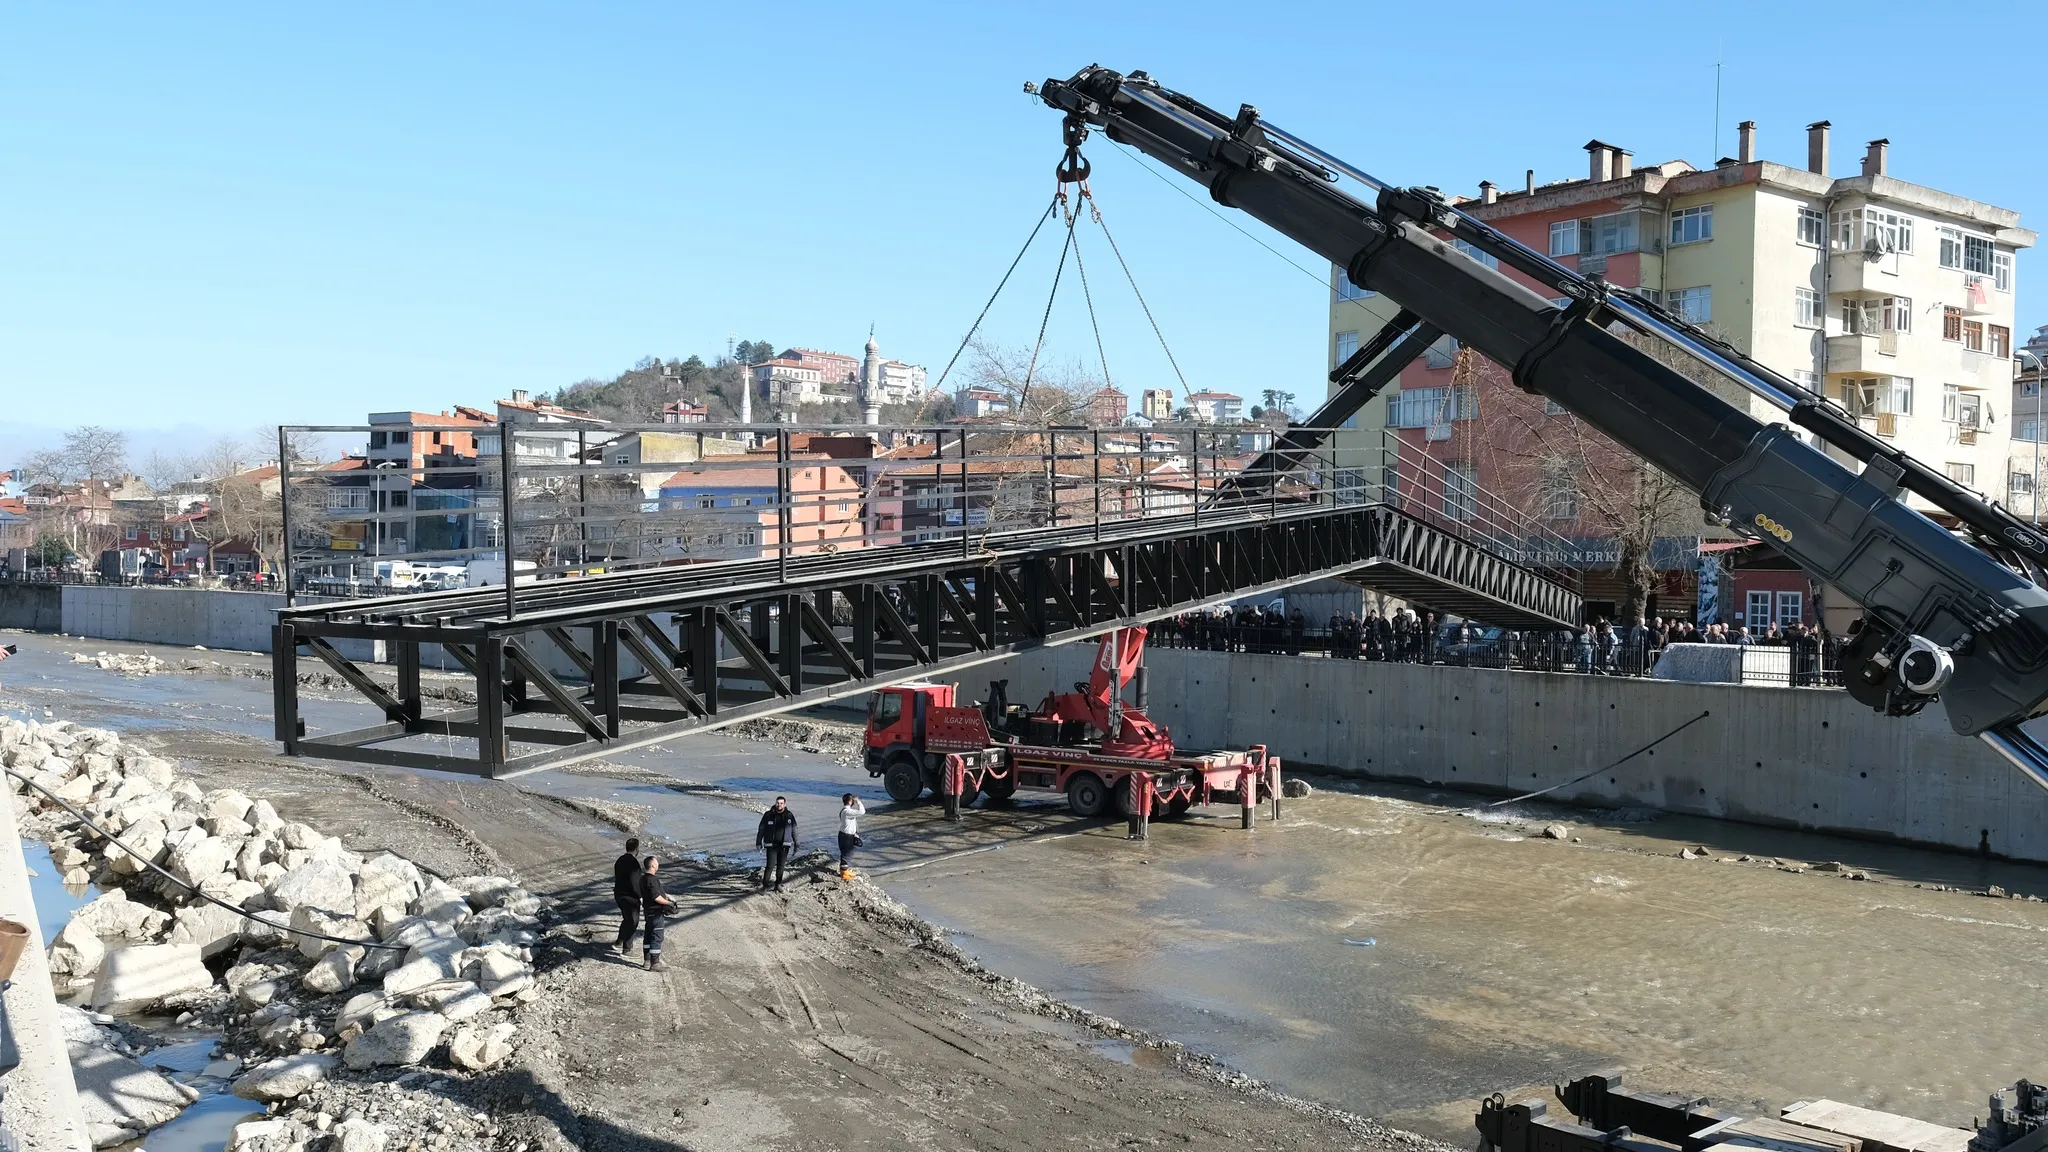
612,836,642,956
756,795,799,892
639,855,675,971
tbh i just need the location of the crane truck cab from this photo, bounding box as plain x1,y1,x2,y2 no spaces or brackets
863,683,1012,804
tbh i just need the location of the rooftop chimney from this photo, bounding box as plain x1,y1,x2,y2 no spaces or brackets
1586,140,1615,182
510,389,530,405
1806,120,1830,175
1613,149,1633,178
1525,168,1535,195
1862,138,1889,177
1479,180,1497,205
1738,120,1757,163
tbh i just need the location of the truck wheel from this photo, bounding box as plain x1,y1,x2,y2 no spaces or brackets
981,775,1017,806
882,757,924,804
1164,796,1193,820
1066,772,1110,818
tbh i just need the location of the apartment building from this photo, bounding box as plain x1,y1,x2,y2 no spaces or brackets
1185,391,1245,423
1328,120,2033,618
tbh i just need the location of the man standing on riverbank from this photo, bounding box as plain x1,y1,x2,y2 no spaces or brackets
757,796,798,892
838,793,865,881
612,836,641,955
639,855,674,971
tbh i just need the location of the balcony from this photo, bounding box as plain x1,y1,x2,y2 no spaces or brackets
1829,248,1903,295
1827,331,1900,374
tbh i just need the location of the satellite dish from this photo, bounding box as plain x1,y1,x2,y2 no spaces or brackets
1862,236,1886,263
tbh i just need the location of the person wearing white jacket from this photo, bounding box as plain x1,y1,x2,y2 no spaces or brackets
837,794,866,880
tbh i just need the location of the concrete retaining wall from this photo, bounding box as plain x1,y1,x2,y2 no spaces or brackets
60,586,285,652
0,584,61,632
1001,644,2048,863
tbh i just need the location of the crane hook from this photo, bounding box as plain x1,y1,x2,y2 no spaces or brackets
1057,113,1092,185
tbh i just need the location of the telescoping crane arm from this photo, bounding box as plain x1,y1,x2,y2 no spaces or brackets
1036,65,2048,789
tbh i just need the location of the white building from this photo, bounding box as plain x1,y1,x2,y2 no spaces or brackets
1185,391,1245,422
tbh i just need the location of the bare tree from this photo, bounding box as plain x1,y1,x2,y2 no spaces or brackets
1460,344,1697,622
961,337,1098,424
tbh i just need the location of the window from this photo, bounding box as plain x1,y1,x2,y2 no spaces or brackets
125,526,138,541
1335,330,1359,363
1442,462,1477,521
1943,383,1960,422
1587,212,1636,255
2013,472,2036,496
1423,333,1460,370
1746,590,1773,626
697,495,715,509
1963,319,1985,352
1795,288,1823,328
1670,286,1711,324
1863,208,1913,254
1991,325,2012,358
172,527,186,542
1797,206,1826,247
1333,267,1374,301
1965,235,1996,275
1994,252,2013,292
737,530,757,546
1843,295,1911,335
1944,306,1964,341
1453,240,1499,270
1387,386,1474,427
1776,591,1805,627
1840,377,1909,418
1792,370,1822,391
1946,461,1977,486
1540,459,1579,520
389,490,407,508
1939,227,1964,270
1670,205,1713,245
1832,209,1857,250
614,454,630,465
1549,220,1581,257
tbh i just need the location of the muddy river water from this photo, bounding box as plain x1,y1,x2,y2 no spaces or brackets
7,633,2047,1145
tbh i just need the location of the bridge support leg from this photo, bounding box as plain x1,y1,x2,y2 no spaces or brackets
272,623,299,754
1240,768,1255,830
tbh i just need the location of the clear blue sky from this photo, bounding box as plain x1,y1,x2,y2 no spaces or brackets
4,0,2043,449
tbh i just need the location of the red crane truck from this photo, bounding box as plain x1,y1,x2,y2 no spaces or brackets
861,626,1282,831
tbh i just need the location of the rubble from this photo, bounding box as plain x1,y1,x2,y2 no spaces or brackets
70,650,167,675
5,713,546,1149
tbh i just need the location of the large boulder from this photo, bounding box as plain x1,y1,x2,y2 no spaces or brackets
201,788,255,828
411,980,490,1022
122,754,177,789
342,1010,447,1070
235,837,273,883
333,990,390,1036
90,943,215,1013
380,957,455,999
232,1052,337,1102
47,918,107,980
70,890,168,941
267,859,355,916
169,833,240,890
278,821,325,851
302,946,362,996
228,1117,315,1152
248,798,285,834
197,874,267,911
446,1022,517,1072
69,1041,200,1146
105,817,168,876
451,875,519,910
409,879,470,925
290,905,373,960
354,855,423,921
166,902,246,959
332,1118,389,1152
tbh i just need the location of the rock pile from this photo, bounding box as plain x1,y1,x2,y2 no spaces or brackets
69,651,167,675
3,715,545,1149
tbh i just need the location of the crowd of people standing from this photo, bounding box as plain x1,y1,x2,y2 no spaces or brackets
1153,605,1841,685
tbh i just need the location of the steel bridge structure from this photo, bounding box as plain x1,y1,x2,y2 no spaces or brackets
273,419,1585,777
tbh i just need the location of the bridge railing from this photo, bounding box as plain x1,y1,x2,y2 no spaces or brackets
271,420,1581,603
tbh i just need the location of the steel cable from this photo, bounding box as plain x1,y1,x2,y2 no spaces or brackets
1480,709,1712,808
